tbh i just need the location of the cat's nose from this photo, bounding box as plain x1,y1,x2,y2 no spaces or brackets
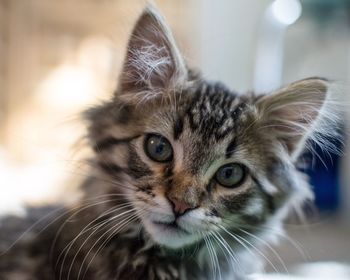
169,197,196,217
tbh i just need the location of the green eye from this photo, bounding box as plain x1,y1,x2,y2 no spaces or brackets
215,163,246,188
144,134,173,162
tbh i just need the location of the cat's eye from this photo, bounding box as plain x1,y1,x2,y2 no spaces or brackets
215,163,246,188
144,134,173,162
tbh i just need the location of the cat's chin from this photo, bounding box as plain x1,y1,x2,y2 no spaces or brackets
143,219,199,249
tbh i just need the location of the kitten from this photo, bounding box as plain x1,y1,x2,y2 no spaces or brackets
0,5,339,280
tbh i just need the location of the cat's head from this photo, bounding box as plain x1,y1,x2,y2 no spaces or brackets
86,6,336,249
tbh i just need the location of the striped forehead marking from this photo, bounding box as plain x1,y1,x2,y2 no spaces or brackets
186,82,246,140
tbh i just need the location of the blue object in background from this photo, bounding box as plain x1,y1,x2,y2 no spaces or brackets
306,137,342,211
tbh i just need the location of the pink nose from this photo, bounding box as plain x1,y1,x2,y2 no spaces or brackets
169,198,194,216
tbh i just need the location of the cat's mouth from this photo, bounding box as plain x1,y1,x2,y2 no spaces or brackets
152,220,190,235
141,216,201,249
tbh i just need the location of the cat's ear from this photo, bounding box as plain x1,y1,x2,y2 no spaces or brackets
256,78,334,160
117,5,187,103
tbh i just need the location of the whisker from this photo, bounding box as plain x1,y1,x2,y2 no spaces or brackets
239,228,289,274
211,231,239,275
203,234,216,280
1,194,128,257
209,234,223,280
56,202,134,277
255,224,310,261
61,207,137,280
222,220,310,262
78,212,144,280
75,206,149,280
222,225,279,274
51,197,130,259
208,234,222,280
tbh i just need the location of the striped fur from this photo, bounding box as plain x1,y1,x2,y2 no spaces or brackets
0,5,341,280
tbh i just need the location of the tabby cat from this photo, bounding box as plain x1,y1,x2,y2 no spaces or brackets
0,5,339,280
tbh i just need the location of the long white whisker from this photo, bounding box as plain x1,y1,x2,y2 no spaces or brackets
203,235,216,280
208,234,222,280
222,226,279,274
1,195,128,257
78,212,144,280
64,208,137,280
239,228,289,274
52,198,130,264
211,231,239,275
59,203,135,279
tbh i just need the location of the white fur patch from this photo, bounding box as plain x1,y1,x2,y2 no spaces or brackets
244,197,264,216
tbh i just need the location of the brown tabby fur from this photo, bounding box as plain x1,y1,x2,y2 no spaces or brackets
0,5,339,280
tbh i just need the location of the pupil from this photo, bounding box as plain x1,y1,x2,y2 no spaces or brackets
224,168,233,179
155,142,164,154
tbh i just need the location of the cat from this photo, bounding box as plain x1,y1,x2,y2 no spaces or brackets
0,5,340,280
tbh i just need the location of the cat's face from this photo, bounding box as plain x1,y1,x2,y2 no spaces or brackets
128,88,262,248
87,6,331,249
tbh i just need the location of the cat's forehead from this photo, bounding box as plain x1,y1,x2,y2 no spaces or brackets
185,82,250,141
147,81,253,143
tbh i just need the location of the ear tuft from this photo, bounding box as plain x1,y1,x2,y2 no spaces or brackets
256,78,341,160
117,5,187,104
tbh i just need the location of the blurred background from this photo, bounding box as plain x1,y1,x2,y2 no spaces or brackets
0,0,349,279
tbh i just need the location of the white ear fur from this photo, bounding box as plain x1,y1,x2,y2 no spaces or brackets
256,78,341,161
118,5,187,104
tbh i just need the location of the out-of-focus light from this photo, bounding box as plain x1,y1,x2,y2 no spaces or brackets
296,262,350,279
250,262,350,280
0,149,65,217
37,64,98,110
36,37,113,111
271,0,302,26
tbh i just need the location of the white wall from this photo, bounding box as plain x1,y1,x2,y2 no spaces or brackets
194,0,271,92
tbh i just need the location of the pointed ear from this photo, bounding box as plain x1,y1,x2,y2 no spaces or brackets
256,78,334,160
117,5,188,103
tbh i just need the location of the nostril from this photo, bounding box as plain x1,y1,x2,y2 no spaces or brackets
169,197,195,216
